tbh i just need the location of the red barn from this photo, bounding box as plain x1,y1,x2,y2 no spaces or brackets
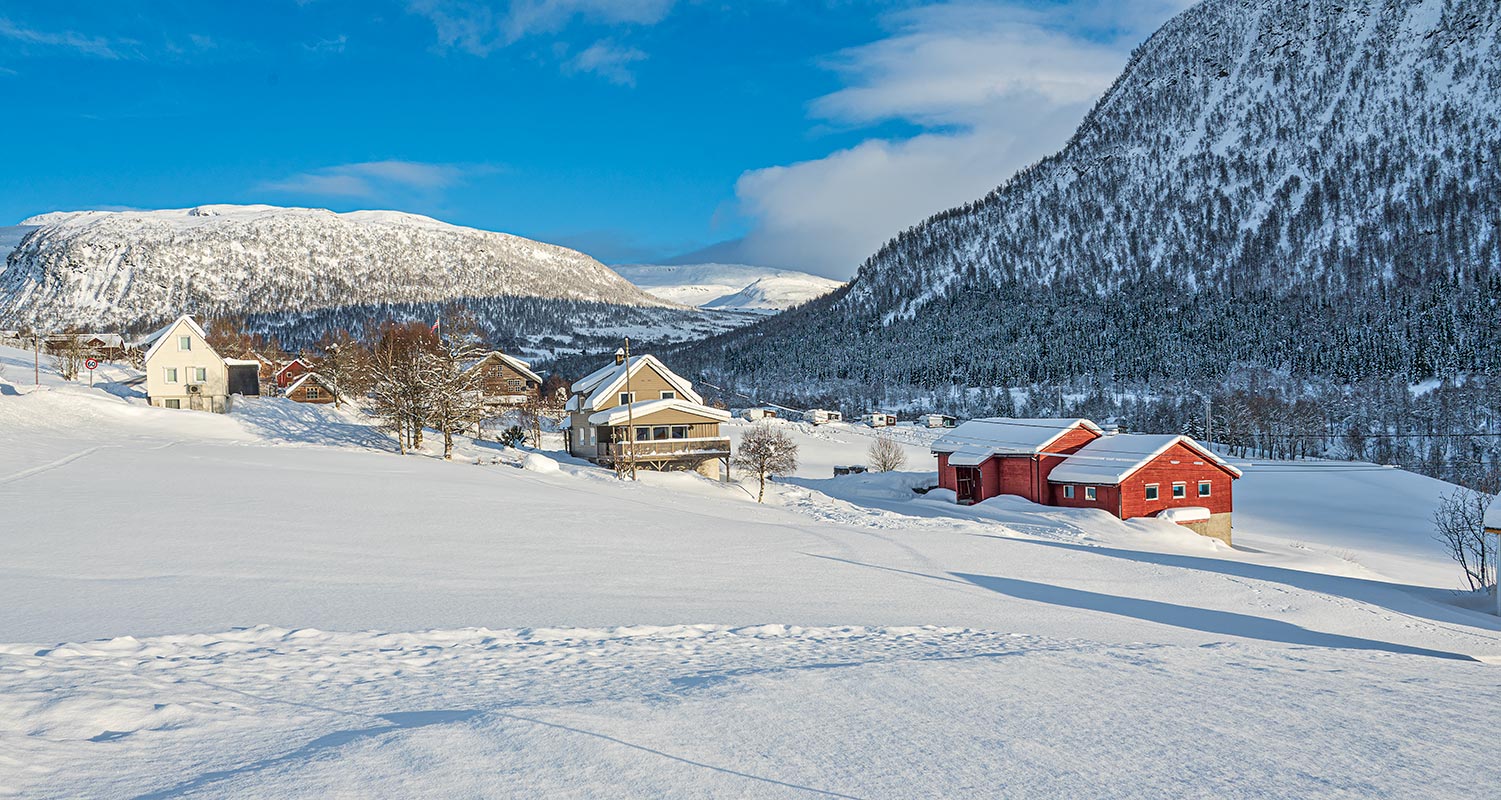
932,418,1104,505
274,358,312,389
933,419,1242,544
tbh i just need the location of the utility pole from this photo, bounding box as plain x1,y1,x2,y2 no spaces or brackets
1204,393,1213,451
622,337,638,481
33,330,40,386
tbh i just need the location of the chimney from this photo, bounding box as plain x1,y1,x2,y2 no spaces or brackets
614,348,626,365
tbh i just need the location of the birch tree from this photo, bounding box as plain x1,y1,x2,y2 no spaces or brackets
733,423,799,502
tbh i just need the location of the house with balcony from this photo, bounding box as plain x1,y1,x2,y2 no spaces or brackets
464,350,542,408
562,350,731,479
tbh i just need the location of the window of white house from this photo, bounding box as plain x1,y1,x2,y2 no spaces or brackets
163,367,179,383
178,335,191,351
619,392,634,405
1199,481,1212,497
1172,482,1187,499
1063,485,1075,499
1145,484,1159,501
660,391,676,400
164,399,181,409
192,367,207,382
1085,486,1097,501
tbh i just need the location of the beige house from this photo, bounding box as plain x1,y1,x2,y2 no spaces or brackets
563,351,730,478
138,315,232,413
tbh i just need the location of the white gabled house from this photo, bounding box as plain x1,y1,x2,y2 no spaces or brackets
563,350,731,478
137,315,232,413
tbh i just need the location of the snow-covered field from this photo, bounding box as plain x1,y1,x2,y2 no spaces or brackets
3,345,1500,798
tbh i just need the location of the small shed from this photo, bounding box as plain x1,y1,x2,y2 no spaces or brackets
224,358,262,396
284,372,338,404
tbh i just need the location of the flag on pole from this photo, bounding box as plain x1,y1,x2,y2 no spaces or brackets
430,317,440,334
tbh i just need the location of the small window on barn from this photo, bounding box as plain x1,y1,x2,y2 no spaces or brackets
660,390,676,400
1085,486,1097,501
307,386,321,399
178,335,192,351
1063,485,1075,499
1145,484,1159,501
1199,481,1211,497
1172,482,1187,499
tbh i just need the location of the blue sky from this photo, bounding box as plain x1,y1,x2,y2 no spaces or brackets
0,0,1190,277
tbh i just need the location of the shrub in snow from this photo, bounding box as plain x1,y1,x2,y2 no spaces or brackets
867,433,906,472
499,426,527,449
734,423,798,503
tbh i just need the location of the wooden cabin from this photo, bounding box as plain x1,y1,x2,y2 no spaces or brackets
283,372,338,404
464,351,542,407
563,351,731,479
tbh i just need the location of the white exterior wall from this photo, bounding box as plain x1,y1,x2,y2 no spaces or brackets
144,320,231,413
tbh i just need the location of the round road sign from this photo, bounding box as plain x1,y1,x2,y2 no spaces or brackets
85,358,99,370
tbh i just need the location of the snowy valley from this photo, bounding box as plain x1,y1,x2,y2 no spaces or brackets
612,263,844,314
3,345,1499,797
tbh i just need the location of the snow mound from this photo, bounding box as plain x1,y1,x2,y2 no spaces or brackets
521,452,560,474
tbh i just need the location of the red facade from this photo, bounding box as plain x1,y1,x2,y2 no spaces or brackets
938,434,1236,521
275,359,310,389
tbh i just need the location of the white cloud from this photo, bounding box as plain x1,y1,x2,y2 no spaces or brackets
256,160,473,199
562,39,647,85
408,0,675,55
724,0,1195,278
0,17,130,59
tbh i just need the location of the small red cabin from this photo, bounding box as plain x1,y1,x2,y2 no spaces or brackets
275,358,311,389
933,419,1242,543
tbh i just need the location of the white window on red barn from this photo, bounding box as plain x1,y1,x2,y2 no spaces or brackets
1085,486,1097,501
1063,485,1075,499
1198,481,1212,497
1145,484,1159,501
1172,482,1187,499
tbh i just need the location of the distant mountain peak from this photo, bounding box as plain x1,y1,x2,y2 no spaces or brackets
613,263,843,313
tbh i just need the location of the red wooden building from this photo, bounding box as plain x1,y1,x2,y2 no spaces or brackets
274,358,312,389
932,419,1242,543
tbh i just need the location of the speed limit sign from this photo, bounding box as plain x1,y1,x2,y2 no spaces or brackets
85,358,99,370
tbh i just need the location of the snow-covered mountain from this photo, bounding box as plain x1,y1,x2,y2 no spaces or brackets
678,0,1501,399
612,263,843,313
0,205,677,332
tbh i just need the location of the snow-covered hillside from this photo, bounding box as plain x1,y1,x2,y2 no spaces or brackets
3,345,1500,797
612,263,843,313
0,205,677,331
679,0,1501,408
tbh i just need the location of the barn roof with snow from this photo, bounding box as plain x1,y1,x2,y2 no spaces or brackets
931,418,1103,467
1047,433,1243,485
1486,497,1501,533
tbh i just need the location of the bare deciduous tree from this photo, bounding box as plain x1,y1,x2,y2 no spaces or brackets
312,329,370,407
1433,488,1495,592
426,334,487,460
733,423,798,502
52,334,86,381
867,433,907,472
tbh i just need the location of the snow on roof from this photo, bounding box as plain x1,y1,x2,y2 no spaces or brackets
140,316,211,364
1157,506,1212,523
284,371,337,395
1485,497,1501,532
465,350,541,384
223,358,261,367
275,358,312,376
932,418,1103,466
587,398,730,427
50,333,124,347
569,354,702,411
1048,433,1243,485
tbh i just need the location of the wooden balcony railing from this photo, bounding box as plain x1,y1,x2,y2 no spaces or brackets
598,437,732,460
